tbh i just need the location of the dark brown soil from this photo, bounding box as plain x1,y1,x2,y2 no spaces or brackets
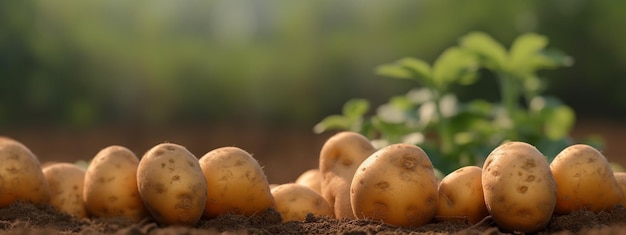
1,202,626,235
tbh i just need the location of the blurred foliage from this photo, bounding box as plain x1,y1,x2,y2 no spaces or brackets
316,32,582,173
1,0,625,128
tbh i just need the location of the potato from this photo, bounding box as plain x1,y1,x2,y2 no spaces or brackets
199,147,274,218
435,166,488,225
295,169,321,194
550,144,623,214
83,145,147,221
319,131,375,219
137,143,207,226
482,141,556,233
43,163,87,218
614,172,626,207
350,143,438,227
0,137,50,207
271,183,333,222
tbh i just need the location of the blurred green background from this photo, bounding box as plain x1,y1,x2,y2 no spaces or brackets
1,0,625,129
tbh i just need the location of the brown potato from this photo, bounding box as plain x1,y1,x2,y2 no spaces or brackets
482,141,556,233
295,169,321,194
83,145,147,221
0,137,50,207
137,143,207,226
351,143,438,227
43,163,87,218
550,144,623,214
435,166,488,225
319,132,375,219
199,147,274,218
271,183,333,222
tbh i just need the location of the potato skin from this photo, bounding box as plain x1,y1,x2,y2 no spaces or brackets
482,141,556,233
137,143,207,226
614,172,626,207
319,132,375,219
271,183,333,222
0,137,51,207
83,145,147,221
550,144,623,214
435,166,488,225
43,163,87,218
295,169,322,194
199,147,275,218
351,143,438,227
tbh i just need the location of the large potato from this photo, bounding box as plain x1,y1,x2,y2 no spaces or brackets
43,163,87,218
0,137,50,207
550,144,622,214
137,143,207,226
271,183,333,222
83,145,147,221
295,169,322,195
435,166,488,225
351,143,438,227
319,131,375,219
482,141,556,233
199,147,274,218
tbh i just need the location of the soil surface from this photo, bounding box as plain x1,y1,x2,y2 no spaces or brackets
0,202,625,235
2,118,626,234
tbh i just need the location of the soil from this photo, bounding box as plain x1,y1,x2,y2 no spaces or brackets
1,202,626,235
2,118,626,234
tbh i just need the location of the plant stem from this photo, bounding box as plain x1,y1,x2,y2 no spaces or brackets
434,90,454,161
498,72,520,139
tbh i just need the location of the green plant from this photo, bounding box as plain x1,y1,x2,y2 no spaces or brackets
314,31,590,174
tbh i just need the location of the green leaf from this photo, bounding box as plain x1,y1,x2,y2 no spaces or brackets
544,49,574,66
376,63,413,79
531,49,574,69
313,115,351,134
376,96,417,124
388,96,413,110
342,99,370,120
459,31,508,70
406,88,434,105
399,57,432,80
509,33,548,74
376,57,432,83
432,47,478,88
370,117,415,143
544,105,575,140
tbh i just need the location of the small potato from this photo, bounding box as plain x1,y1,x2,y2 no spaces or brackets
319,132,375,219
0,137,50,207
351,143,438,227
271,183,333,222
295,169,321,194
550,144,623,214
614,172,626,207
482,141,556,233
137,143,207,226
199,147,274,218
83,146,147,221
435,166,488,225
43,163,87,218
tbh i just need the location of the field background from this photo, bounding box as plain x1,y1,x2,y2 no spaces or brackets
2,0,626,183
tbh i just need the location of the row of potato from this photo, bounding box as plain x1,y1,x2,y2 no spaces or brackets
0,131,625,233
